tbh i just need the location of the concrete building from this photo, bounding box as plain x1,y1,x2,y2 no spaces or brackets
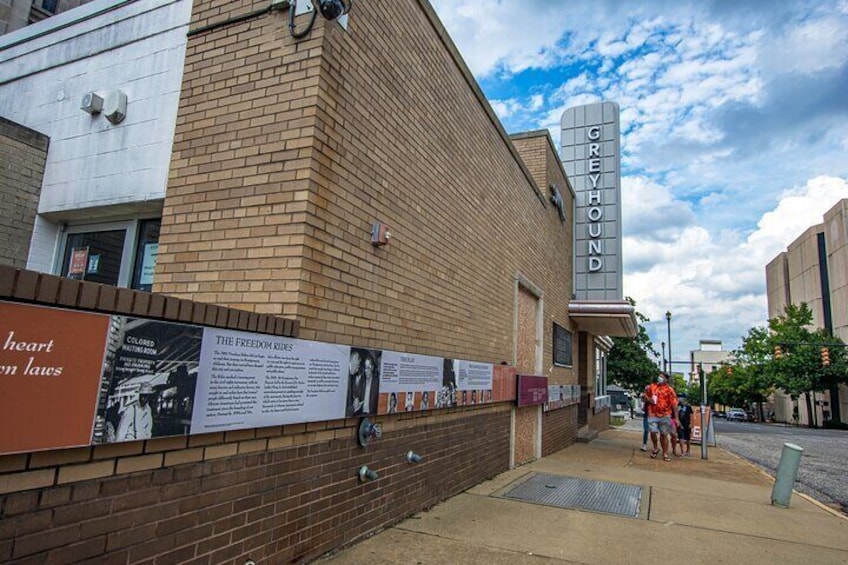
0,0,636,561
765,198,848,426
689,339,732,384
0,0,190,287
1,0,96,35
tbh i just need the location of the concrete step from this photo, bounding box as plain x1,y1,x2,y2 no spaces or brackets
577,425,598,443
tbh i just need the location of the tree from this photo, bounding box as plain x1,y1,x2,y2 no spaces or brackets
768,303,848,427
607,300,659,393
706,365,746,408
730,326,776,420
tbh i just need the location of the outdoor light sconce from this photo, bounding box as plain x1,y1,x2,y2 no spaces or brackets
406,451,423,464
550,184,566,222
358,465,378,482
288,0,352,39
358,417,383,447
370,223,391,246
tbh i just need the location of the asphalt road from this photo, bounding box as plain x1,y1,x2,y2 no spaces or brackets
714,420,848,513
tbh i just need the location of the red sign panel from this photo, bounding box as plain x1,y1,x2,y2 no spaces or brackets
517,375,548,406
0,301,110,454
691,409,712,444
68,247,88,276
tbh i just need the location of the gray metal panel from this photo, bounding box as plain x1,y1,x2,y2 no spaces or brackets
505,473,642,518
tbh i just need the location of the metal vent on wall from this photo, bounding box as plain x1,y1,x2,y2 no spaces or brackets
504,473,643,518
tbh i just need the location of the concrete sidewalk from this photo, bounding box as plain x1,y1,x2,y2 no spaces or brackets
317,427,848,564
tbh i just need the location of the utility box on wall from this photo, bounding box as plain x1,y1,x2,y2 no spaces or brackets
371,222,391,246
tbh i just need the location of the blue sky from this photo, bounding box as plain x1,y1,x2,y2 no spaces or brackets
432,0,848,368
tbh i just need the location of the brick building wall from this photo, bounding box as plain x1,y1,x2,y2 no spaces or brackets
156,0,324,320
0,118,47,269
542,405,579,457
0,267,516,563
157,0,577,388
588,406,610,435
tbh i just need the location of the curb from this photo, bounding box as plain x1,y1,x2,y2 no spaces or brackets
793,491,848,521
721,445,848,521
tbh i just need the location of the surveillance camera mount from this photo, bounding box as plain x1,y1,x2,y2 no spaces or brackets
288,0,351,39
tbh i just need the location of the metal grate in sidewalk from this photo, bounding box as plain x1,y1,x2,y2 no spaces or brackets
503,473,642,518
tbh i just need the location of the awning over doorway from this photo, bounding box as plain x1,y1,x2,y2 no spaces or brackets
568,300,638,338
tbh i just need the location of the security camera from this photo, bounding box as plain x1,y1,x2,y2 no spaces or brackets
80,92,104,114
317,0,351,21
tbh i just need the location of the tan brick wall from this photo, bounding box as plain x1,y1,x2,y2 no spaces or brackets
0,1,594,561
156,0,324,319
159,0,577,390
0,118,47,269
513,405,538,465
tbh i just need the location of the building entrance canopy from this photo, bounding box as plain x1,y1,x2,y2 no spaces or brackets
568,300,637,338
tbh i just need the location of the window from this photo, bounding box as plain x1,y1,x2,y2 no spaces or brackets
552,323,572,367
131,219,161,292
62,230,127,286
57,219,161,290
595,346,607,397
41,0,58,13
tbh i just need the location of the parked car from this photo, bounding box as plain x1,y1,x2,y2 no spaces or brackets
712,410,726,419
726,408,747,422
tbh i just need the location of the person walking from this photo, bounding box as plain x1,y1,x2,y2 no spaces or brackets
640,384,650,452
645,373,679,461
677,393,693,456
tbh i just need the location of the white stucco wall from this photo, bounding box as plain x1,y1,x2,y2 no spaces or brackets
0,0,190,270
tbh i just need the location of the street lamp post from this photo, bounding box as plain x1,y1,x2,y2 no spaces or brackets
661,341,666,373
666,311,672,376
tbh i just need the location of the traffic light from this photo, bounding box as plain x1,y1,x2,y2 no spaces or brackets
774,346,782,359
821,347,830,366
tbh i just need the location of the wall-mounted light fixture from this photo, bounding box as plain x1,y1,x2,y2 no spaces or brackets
550,184,566,222
289,0,352,39
406,451,423,464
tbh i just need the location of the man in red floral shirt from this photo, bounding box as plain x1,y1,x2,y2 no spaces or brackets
644,372,679,461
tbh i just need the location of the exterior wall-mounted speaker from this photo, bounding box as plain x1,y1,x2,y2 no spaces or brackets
80,92,104,114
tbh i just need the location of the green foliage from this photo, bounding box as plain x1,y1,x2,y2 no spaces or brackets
669,373,687,392
683,379,703,404
607,299,659,392
768,303,848,397
708,303,848,418
717,325,773,407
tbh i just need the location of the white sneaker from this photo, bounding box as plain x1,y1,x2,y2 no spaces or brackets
640,445,647,452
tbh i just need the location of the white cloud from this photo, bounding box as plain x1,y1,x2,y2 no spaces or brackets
529,94,544,111
747,176,848,252
431,1,848,360
430,0,571,77
759,17,848,77
625,176,848,357
490,95,549,124
490,99,522,120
